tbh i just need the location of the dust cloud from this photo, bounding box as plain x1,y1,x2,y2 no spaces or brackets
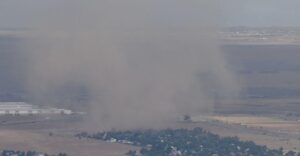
24,0,238,129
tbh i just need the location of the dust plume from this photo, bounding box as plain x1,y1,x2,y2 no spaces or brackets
24,0,238,129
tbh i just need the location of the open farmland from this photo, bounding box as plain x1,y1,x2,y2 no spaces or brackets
1,33,300,155
0,127,139,156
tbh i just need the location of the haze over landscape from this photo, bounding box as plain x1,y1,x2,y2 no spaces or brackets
1,1,300,156
2,1,240,129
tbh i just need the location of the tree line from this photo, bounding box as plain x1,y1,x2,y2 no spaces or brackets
76,127,299,156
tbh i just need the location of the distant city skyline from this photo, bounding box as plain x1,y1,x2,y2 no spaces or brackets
0,0,300,29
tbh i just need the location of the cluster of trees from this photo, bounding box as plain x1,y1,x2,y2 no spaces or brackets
76,127,299,156
1,150,67,156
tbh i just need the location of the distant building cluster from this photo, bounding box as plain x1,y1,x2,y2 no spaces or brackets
220,27,300,44
0,102,72,115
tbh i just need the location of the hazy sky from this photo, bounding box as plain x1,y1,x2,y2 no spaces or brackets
221,0,300,27
0,0,300,29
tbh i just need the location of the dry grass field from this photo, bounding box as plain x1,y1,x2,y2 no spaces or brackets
0,128,139,156
188,114,300,152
